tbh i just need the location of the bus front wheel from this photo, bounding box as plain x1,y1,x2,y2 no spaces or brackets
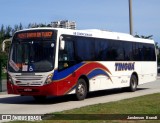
129,75,138,92
76,79,87,100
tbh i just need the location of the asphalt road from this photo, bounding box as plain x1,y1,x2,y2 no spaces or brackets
0,79,160,115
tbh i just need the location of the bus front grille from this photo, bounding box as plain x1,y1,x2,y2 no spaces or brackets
13,75,45,86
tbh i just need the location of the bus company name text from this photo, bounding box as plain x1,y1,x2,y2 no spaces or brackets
115,62,135,71
73,32,92,37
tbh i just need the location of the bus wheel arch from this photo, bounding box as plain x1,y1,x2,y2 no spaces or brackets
79,75,89,92
75,75,89,100
129,72,138,92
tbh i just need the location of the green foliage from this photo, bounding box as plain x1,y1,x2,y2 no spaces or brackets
135,34,153,39
0,53,8,68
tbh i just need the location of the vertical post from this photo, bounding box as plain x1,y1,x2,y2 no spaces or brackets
129,0,133,35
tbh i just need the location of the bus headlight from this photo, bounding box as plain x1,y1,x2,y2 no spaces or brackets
45,73,53,85
7,74,14,84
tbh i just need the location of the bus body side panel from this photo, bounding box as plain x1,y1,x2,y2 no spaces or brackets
140,62,157,84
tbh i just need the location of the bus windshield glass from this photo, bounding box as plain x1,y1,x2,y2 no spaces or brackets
8,30,56,72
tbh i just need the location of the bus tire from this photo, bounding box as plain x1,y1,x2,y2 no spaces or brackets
33,96,46,102
129,75,138,92
76,78,87,100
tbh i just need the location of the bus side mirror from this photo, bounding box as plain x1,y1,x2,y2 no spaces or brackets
2,38,11,52
60,36,65,50
60,40,65,50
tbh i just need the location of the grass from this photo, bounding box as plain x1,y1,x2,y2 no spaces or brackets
8,93,160,123
58,93,160,114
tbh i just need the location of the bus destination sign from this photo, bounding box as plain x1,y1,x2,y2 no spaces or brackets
17,31,53,39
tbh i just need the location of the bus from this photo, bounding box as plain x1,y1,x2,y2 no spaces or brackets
7,28,157,101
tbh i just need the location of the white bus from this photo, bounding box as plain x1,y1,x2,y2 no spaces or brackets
7,28,157,101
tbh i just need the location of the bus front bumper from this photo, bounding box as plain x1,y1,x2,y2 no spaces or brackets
7,82,58,96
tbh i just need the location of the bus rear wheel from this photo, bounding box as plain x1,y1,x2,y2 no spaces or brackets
129,75,138,92
76,78,87,100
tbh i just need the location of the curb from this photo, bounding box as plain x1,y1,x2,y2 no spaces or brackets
0,91,7,95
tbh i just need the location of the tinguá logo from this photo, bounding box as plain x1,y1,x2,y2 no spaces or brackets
115,62,135,71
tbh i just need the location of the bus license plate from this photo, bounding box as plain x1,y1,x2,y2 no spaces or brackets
24,88,32,92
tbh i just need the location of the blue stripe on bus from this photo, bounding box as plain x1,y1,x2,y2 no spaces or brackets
52,62,84,81
87,69,110,79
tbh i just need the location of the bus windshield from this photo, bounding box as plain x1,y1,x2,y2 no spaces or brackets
8,31,56,72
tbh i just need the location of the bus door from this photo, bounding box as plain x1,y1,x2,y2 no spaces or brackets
57,36,77,95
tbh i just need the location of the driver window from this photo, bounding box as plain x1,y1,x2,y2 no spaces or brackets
58,36,75,71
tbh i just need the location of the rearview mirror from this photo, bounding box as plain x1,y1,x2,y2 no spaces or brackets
2,38,11,52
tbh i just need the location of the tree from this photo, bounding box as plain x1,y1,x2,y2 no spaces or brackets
0,24,5,42
0,52,8,68
135,34,153,39
19,23,23,30
5,26,12,38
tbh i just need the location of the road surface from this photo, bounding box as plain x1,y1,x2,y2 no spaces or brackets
0,79,160,114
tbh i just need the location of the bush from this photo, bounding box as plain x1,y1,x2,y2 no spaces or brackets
0,53,8,68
